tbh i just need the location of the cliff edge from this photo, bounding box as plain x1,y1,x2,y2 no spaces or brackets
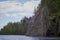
26,0,60,37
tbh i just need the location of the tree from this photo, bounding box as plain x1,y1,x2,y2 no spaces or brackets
0,17,28,35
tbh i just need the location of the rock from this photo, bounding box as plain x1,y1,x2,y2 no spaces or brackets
26,0,50,37
26,0,60,37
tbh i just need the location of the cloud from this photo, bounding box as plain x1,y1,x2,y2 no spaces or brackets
0,0,41,29
0,0,40,19
0,0,40,2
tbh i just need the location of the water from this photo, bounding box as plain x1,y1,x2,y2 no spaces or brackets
0,35,39,40
0,35,60,40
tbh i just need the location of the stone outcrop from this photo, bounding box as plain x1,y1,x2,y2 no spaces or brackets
26,0,60,37
26,0,50,37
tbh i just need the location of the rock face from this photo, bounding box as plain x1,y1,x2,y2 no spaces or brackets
26,0,50,37
26,0,60,37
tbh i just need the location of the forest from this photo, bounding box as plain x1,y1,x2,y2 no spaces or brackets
0,17,28,35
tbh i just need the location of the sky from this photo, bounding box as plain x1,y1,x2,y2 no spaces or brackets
0,0,41,29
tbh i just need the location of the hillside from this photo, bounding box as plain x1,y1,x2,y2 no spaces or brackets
26,0,60,37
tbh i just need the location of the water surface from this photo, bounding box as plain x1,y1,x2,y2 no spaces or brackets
0,35,60,40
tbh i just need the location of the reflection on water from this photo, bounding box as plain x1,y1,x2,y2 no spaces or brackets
0,35,60,40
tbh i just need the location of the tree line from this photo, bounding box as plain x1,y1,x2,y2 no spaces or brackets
0,17,28,35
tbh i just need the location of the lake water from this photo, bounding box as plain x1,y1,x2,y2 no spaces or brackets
0,35,60,40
